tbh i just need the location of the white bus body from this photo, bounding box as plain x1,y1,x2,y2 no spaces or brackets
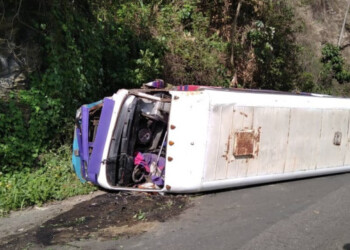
74,87,350,193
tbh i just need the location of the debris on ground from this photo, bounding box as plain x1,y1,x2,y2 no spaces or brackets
0,192,190,249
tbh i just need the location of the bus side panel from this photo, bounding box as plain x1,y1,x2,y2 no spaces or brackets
343,110,350,165
249,107,289,177
316,109,350,169
214,105,233,180
227,106,290,178
204,105,222,181
232,106,255,178
204,106,291,181
283,108,322,173
203,90,350,186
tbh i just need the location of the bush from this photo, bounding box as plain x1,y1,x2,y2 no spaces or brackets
321,43,350,84
247,2,301,91
157,1,230,86
297,72,316,92
0,90,62,173
0,0,166,212
0,0,166,174
0,145,96,215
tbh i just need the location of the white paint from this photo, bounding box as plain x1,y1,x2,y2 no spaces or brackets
96,89,350,193
97,89,129,190
164,91,210,192
197,90,350,193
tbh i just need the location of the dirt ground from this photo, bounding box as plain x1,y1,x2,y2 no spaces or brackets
0,191,190,250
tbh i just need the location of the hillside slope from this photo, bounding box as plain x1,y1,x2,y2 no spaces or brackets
293,0,350,94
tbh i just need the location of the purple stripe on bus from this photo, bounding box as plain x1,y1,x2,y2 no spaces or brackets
81,106,89,167
87,98,115,184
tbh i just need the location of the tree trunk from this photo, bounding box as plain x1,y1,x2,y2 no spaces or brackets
230,0,242,87
338,0,350,47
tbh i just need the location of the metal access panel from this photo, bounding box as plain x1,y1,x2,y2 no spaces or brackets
233,130,260,158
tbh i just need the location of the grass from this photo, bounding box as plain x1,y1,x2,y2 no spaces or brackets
133,209,146,221
0,145,96,216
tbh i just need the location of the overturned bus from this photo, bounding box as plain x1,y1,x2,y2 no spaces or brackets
72,83,350,193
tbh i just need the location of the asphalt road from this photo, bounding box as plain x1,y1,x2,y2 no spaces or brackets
70,173,350,250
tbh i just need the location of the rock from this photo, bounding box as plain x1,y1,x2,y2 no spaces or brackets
0,20,40,99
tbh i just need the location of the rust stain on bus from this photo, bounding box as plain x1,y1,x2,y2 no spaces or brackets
222,128,261,162
223,133,233,161
233,128,261,158
254,127,261,157
234,131,255,157
240,112,248,118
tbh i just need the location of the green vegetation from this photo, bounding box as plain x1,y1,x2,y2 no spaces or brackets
156,1,230,86
321,43,350,84
0,146,96,216
231,1,301,90
133,209,146,221
1,0,350,213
